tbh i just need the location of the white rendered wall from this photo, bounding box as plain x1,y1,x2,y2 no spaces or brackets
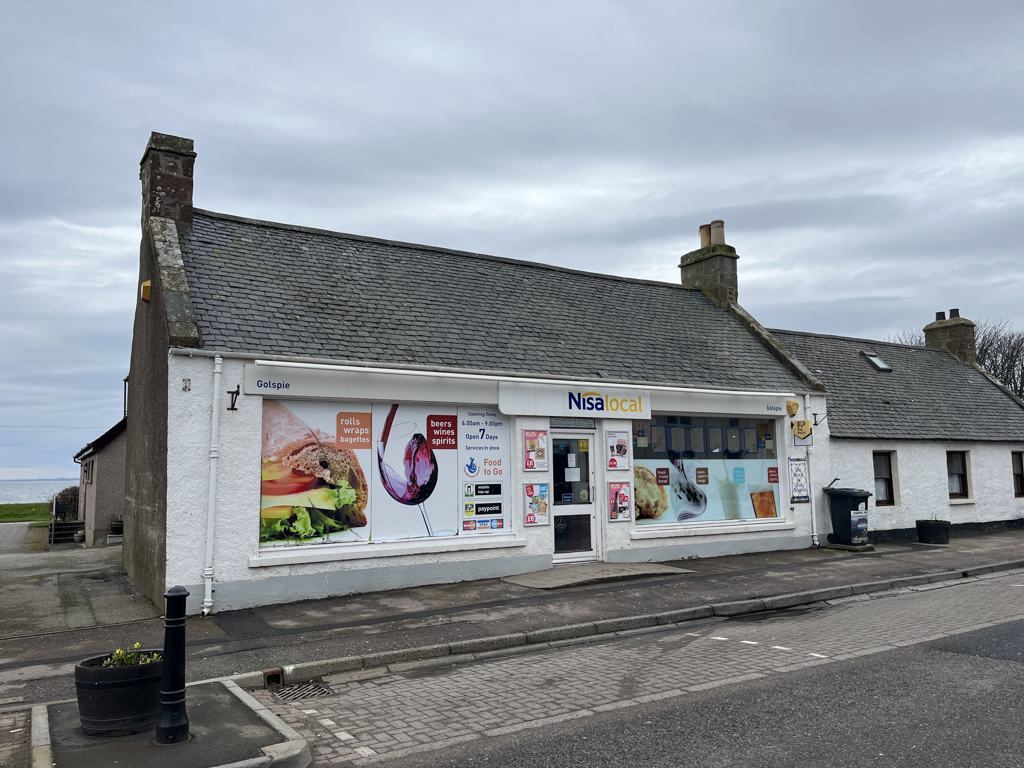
827,438,1024,530
165,355,552,612
164,354,834,610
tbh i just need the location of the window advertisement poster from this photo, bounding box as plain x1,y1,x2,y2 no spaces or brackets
459,408,511,534
259,400,511,548
523,483,550,526
260,399,372,548
608,481,632,522
606,429,631,471
633,459,780,523
523,429,549,471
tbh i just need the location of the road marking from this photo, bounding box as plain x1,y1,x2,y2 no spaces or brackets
684,632,702,637
809,653,829,658
711,636,729,641
740,640,759,645
771,646,791,651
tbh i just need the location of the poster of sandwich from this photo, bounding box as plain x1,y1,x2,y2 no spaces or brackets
633,459,780,525
260,400,372,547
261,400,513,547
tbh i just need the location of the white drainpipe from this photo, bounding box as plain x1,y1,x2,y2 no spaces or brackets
804,393,820,547
201,355,223,616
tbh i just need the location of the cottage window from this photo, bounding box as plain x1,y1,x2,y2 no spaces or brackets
947,451,969,499
1013,452,1024,498
872,452,895,506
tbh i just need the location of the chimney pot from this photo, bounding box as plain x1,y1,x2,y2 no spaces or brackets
709,219,725,245
699,223,711,248
924,307,976,365
949,308,960,318
935,311,946,321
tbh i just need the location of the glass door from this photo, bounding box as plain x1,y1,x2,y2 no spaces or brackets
551,434,598,562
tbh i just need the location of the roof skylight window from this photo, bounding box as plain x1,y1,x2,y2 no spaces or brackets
862,351,892,372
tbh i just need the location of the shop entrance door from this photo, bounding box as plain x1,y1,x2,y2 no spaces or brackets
551,433,599,563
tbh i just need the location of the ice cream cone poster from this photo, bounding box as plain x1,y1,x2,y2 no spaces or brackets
607,481,632,521
260,400,372,548
523,429,549,472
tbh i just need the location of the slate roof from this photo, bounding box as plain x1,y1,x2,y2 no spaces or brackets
773,330,1024,442
176,210,808,393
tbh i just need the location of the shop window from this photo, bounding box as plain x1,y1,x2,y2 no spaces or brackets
632,414,780,525
1013,452,1023,498
946,451,970,500
872,452,895,506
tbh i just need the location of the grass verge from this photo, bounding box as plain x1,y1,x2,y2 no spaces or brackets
0,502,51,524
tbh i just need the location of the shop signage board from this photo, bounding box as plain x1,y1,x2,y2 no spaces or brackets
523,483,550,526
788,457,810,503
523,429,549,471
499,381,651,419
608,481,632,522
258,400,510,548
606,429,631,470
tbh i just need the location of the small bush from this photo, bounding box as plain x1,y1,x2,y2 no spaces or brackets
51,485,79,521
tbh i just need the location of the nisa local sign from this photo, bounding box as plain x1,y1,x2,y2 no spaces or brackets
498,381,651,419
568,390,644,415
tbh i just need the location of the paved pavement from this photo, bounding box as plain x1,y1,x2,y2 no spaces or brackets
0,709,28,768
0,523,27,555
2,529,1023,708
256,570,1024,766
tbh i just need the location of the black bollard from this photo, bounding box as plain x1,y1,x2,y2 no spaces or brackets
154,585,190,744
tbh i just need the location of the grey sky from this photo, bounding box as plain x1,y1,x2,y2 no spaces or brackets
2,1,1022,479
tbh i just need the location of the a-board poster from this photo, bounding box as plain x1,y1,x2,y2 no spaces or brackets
633,459,780,524
523,429,549,471
608,481,632,522
523,483,550,526
259,400,510,547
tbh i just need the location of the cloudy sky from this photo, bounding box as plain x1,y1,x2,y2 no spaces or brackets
2,1,1022,479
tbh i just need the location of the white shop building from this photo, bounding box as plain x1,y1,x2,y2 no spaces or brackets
125,133,1022,614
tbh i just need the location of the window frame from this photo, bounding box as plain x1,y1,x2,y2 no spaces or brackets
946,450,970,500
872,451,895,507
1013,451,1024,499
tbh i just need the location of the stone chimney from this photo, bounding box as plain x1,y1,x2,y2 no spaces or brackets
680,219,739,306
140,133,196,224
923,308,977,365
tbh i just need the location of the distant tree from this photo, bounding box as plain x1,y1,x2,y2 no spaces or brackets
889,318,1024,398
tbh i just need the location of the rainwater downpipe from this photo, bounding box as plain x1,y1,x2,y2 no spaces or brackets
804,393,820,547
201,355,223,616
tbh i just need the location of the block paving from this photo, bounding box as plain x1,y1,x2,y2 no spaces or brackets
256,571,1024,766
0,709,29,768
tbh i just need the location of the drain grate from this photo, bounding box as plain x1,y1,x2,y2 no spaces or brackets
273,680,334,702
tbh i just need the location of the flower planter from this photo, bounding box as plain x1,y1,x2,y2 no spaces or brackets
74,651,163,736
915,519,951,545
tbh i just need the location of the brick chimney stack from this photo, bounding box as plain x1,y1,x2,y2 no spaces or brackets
923,307,977,365
140,133,196,225
680,219,739,307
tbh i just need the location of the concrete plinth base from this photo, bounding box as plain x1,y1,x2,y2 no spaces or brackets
35,680,309,768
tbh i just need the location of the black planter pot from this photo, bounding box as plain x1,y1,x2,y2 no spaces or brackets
916,519,951,545
74,651,163,736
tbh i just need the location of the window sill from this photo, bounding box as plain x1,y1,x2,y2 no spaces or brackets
249,535,527,568
948,498,976,506
630,519,795,540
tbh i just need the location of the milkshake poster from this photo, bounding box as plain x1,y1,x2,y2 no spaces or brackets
633,459,780,525
607,481,632,522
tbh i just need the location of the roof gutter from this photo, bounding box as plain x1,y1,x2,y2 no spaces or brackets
169,348,798,399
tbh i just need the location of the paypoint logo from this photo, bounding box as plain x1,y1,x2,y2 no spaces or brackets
568,390,643,414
